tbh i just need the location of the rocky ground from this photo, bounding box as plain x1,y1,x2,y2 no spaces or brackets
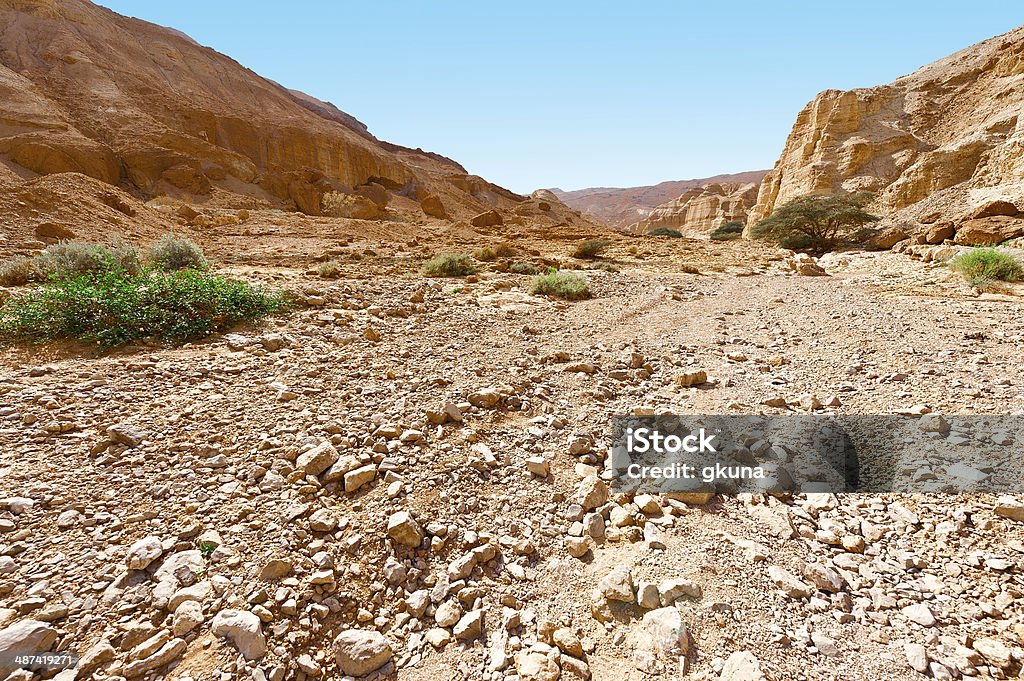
2,225,1024,681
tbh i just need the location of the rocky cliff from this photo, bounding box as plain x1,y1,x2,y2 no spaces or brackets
552,171,767,228
0,0,522,219
627,182,760,236
750,25,1024,238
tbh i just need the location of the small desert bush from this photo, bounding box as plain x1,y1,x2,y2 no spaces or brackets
510,261,540,275
0,241,142,286
950,248,1022,288
494,243,519,258
317,259,344,279
321,191,350,218
710,221,744,241
472,247,497,262
572,239,612,259
0,269,283,347
530,270,591,300
648,227,683,238
0,257,40,287
146,235,208,272
421,253,475,277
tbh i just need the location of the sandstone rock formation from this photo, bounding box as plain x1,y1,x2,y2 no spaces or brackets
551,171,767,228
0,0,523,220
627,182,760,236
750,25,1024,235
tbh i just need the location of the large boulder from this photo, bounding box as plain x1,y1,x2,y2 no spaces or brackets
924,222,955,244
868,226,907,250
333,630,393,676
421,194,448,219
470,210,503,227
954,216,1024,245
354,182,389,209
966,200,1020,219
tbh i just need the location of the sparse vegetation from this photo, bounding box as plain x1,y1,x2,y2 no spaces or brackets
0,268,283,347
0,257,40,287
472,247,497,262
572,239,612,259
0,237,212,286
510,261,540,275
648,227,683,238
317,259,344,279
752,192,880,250
494,243,519,258
421,253,475,277
710,221,744,241
0,241,143,286
950,247,1022,288
530,270,591,300
146,235,208,272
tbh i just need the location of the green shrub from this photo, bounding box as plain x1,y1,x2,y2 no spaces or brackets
509,261,540,275
648,227,683,238
317,259,343,279
530,270,591,300
146,235,208,271
421,253,475,277
950,248,1022,287
572,239,612,259
472,247,497,262
710,221,744,241
0,269,283,347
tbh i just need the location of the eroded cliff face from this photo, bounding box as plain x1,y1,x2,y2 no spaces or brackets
0,0,521,218
628,183,760,236
750,25,1024,229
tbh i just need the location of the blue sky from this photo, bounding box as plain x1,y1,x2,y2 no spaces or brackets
98,1,1022,193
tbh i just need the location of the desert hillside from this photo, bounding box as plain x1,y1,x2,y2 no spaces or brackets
0,0,524,223
552,171,768,229
751,24,1024,240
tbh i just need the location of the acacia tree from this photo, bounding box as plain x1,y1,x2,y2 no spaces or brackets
752,192,879,249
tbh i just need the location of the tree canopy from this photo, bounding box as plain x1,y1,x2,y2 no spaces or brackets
752,192,880,249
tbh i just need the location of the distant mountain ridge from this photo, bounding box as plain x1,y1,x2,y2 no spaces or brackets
551,170,768,228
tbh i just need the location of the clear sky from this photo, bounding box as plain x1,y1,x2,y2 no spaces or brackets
97,1,1022,194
